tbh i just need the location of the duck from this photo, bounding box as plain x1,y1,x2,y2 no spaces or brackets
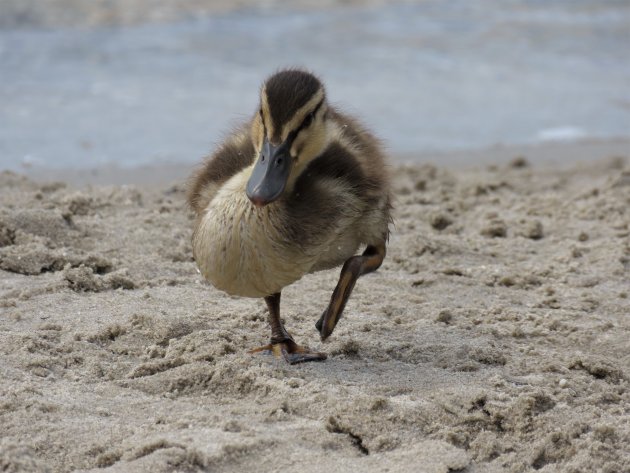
187,69,392,364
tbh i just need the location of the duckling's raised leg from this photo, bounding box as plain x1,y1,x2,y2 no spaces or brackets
249,292,327,364
316,242,386,340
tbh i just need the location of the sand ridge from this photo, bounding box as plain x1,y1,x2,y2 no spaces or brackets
0,156,629,472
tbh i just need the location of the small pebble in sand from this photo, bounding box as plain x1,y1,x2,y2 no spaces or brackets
222,420,242,432
414,180,426,191
430,212,453,230
578,232,589,242
510,156,530,168
522,220,544,240
572,247,583,258
559,378,568,388
436,310,453,324
481,219,507,238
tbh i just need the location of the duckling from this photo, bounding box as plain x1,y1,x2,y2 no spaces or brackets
187,69,391,364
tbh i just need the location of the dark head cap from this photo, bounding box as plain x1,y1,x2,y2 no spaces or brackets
262,69,324,139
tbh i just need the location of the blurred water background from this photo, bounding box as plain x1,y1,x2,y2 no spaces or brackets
0,0,628,172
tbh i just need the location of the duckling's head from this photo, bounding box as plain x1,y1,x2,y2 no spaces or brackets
247,69,329,207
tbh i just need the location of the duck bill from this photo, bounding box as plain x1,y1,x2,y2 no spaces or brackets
246,138,292,207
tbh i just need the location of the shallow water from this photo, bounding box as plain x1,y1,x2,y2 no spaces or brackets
1,0,629,170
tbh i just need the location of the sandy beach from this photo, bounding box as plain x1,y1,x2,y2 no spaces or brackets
2,0,629,470
1,141,628,472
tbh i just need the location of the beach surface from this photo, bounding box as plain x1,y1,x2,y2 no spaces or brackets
1,142,629,472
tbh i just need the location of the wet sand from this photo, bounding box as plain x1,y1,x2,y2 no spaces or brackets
1,145,629,472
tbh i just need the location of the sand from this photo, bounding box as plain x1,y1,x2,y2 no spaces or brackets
1,148,629,473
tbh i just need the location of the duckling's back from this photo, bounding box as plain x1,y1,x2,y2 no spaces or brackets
278,108,392,270
328,108,391,210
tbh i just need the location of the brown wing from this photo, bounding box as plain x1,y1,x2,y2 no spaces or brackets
187,127,256,215
281,140,391,249
330,108,393,239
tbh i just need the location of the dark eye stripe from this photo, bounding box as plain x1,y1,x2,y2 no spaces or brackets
297,98,325,133
282,97,326,149
302,112,314,129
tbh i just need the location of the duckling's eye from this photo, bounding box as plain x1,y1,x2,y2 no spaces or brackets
301,111,315,130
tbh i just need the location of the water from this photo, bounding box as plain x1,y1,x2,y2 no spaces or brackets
1,1,629,170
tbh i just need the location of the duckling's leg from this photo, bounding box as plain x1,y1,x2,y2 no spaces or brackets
249,292,327,364
316,242,386,340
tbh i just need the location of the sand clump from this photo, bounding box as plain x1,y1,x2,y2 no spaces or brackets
0,156,629,473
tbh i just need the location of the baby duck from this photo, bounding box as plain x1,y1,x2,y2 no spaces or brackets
188,69,391,364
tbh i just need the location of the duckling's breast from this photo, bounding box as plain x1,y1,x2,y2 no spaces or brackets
192,169,313,298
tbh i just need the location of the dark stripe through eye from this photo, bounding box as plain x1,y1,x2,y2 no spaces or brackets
302,112,314,129
283,98,326,149
298,98,324,133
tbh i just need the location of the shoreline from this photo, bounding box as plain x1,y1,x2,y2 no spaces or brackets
17,137,630,187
